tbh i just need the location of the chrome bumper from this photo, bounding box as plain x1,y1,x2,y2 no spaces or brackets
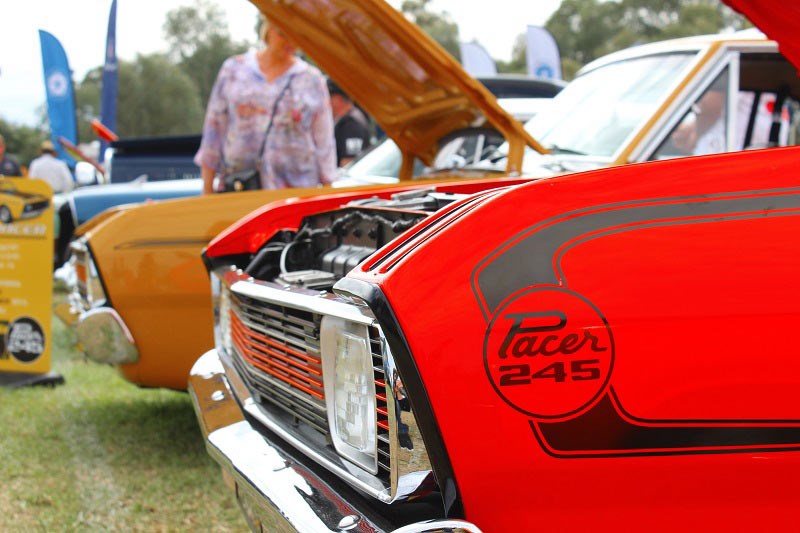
74,305,139,365
189,350,483,533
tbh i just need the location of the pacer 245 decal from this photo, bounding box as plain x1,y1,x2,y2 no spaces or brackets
474,186,800,457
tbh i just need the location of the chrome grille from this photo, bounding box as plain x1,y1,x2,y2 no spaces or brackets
227,287,392,480
229,291,328,435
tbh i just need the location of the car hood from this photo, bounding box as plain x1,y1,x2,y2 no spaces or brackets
726,1,800,70
251,0,545,172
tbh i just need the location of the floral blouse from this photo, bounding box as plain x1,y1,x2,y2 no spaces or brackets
194,51,337,189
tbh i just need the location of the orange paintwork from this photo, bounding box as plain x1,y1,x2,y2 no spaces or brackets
86,188,324,389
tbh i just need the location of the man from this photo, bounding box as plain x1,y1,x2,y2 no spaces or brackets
28,140,74,193
670,75,727,156
327,80,371,166
0,134,22,176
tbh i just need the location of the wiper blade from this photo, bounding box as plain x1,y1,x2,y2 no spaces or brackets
546,144,587,156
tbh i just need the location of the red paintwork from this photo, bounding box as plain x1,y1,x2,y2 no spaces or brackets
205,177,530,258
346,146,800,530
727,1,800,70
209,3,800,528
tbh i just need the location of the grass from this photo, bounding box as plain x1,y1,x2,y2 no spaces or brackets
0,291,247,532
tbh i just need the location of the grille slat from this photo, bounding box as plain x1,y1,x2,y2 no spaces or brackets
231,355,329,433
239,314,321,356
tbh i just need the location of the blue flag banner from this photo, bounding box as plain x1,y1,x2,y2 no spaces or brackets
526,26,562,81
99,0,118,162
38,30,77,167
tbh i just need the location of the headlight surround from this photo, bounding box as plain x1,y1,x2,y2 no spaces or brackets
321,316,378,474
70,239,107,308
211,271,233,356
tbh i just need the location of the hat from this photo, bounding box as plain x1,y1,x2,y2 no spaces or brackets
327,79,349,99
40,140,56,153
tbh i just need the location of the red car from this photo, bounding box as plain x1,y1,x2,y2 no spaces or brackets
190,1,800,531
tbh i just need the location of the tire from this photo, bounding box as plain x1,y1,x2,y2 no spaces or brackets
0,206,11,224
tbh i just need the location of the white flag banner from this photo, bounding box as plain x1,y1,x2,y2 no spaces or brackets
459,41,497,77
526,25,562,80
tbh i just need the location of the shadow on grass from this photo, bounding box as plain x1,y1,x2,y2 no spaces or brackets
66,390,210,468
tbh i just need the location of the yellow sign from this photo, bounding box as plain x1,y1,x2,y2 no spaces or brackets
0,177,53,377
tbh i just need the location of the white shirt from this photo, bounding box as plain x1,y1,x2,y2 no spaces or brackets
28,154,74,193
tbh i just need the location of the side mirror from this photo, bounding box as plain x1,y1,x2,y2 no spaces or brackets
75,161,99,186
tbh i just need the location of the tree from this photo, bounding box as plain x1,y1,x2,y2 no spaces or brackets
496,34,528,74
545,0,627,66
401,0,461,60
163,0,251,106
117,55,205,136
0,119,46,168
75,54,205,139
541,0,750,79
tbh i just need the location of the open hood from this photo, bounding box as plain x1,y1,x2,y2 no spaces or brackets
250,0,545,177
725,1,800,70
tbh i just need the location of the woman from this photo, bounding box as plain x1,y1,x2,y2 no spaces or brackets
194,20,336,193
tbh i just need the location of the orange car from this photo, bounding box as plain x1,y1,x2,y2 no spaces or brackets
57,0,542,390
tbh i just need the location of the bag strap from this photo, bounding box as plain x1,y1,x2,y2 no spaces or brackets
257,72,297,165
220,71,297,172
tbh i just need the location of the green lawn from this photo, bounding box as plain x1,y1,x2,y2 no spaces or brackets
0,292,247,531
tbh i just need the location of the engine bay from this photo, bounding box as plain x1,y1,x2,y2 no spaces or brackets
244,188,468,290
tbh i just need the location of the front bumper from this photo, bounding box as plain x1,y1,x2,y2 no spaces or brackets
56,296,138,365
189,350,483,533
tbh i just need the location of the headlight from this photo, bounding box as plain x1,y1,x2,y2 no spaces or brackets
321,316,377,474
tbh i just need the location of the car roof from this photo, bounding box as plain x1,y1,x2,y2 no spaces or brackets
477,75,566,99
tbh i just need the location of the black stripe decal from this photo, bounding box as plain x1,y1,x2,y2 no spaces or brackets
532,390,800,458
472,186,800,318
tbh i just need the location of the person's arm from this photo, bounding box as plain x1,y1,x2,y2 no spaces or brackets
201,165,216,194
310,75,337,185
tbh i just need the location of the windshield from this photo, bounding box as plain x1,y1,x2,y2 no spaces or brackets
339,138,403,179
503,52,698,163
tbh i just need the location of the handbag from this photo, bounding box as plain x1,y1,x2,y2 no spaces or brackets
220,72,297,192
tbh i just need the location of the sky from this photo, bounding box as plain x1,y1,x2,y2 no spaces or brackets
0,0,561,127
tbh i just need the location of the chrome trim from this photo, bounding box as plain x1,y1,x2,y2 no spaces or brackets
392,520,483,533
69,238,107,309
382,336,435,500
75,307,139,365
227,272,377,326
189,350,390,532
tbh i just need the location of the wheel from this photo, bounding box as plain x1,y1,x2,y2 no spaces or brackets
0,205,11,224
